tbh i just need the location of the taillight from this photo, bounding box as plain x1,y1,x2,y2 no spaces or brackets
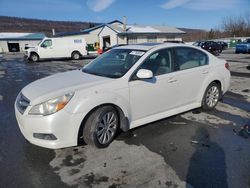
225,62,230,70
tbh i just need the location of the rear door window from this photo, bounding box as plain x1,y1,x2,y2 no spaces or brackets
174,47,208,71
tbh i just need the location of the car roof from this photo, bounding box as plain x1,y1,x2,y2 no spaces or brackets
116,43,191,51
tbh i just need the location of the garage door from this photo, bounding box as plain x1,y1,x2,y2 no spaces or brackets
7,43,20,52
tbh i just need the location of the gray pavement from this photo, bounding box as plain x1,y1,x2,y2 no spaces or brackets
0,50,250,188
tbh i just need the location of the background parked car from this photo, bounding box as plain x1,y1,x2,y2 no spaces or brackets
216,41,228,50
200,41,222,56
25,37,88,62
192,41,205,47
235,39,250,54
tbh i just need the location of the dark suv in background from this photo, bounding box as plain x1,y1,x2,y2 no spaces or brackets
200,41,222,56
217,41,228,50
193,40,228,56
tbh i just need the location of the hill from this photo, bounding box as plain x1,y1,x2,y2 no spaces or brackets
0,16,100,37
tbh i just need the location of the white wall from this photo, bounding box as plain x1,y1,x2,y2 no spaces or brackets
85,28,102,44
99,26,118,49
125,34,182,44
0,41,8,52
118,36,127,44
0,40,41,52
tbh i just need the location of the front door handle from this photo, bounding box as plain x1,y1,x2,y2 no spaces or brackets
168,78,177,83
202,70,209,74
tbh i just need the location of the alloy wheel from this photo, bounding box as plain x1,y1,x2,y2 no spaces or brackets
96,112,118,145
205,86,219,108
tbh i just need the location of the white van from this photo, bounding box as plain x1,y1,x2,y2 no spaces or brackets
25,37,88,62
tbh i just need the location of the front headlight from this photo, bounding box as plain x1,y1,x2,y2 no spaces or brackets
29,92,74,116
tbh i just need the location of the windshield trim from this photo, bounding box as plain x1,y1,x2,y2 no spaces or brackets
82,69,119,79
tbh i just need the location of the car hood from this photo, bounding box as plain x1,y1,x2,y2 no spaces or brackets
21,69,112,104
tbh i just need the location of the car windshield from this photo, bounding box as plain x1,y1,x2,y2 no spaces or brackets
82,49,145,78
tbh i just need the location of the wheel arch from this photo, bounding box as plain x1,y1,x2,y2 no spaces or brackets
77,103,129,145
71,50,81,56
198,77,223,105
30,51,39,59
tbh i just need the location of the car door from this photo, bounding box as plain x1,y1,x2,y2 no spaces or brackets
172,47,210,106
39,39,54,58
129,48,180,123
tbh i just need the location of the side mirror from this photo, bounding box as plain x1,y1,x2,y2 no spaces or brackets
136,69,153,79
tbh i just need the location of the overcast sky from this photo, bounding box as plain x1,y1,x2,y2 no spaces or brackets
0,0,249,30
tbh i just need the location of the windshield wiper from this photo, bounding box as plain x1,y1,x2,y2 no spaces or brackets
82,69,117,78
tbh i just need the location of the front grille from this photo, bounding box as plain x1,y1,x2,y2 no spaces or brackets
16,93,30,114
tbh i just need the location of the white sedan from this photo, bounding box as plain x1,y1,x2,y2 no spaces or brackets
15,43,230,149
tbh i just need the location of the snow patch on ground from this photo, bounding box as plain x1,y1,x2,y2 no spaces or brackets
229,77,250,101
217,103,249,119
181,102,249,127
50,141,191,188
181,109,233,127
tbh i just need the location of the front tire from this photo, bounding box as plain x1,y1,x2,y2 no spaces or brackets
83,106,119,148
202,82,221,110
30,53,39,62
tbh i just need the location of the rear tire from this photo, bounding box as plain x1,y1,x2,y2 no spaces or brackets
72,51,81,60
83,106,119,148
202,82,221,111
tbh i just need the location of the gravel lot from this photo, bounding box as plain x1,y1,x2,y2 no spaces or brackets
0,49,250,188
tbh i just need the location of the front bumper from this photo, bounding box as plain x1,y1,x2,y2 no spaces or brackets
15,103,83,149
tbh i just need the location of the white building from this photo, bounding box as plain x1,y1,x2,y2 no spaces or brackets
98,21,186,49
0,33,45,53
56,20,186,50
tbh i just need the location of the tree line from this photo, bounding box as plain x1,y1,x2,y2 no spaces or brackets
206,12,250,40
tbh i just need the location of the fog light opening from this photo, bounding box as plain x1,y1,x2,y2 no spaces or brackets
33,133,57,140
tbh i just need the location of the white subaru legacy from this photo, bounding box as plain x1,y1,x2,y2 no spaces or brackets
15,43,230,149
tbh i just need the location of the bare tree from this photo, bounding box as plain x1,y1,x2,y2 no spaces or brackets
221,12,250,37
